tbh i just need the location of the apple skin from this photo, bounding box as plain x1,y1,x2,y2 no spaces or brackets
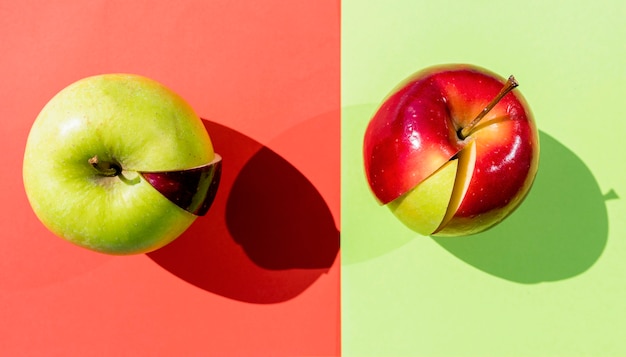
364,64,539,236
23,74,219,254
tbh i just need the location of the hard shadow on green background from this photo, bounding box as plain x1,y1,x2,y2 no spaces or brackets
434,131,612,283
348,104,613,283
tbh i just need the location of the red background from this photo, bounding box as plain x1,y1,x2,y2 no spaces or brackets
1,1,340,355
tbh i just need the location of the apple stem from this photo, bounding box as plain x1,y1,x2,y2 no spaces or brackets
459,75,519,139
89,155,122,177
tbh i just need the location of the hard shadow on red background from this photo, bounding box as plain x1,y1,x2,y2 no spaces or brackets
147,120,339,304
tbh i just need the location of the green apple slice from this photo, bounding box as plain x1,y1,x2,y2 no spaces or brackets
388,159,459,236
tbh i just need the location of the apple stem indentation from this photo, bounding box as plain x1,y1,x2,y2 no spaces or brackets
88,155,122,177
459,75,519,140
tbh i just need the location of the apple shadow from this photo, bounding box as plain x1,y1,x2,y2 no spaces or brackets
433,131,611,283
147,120,339,303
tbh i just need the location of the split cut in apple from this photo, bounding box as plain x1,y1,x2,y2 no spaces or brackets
364,64,539,237
87,153,222,217
140,154,222,216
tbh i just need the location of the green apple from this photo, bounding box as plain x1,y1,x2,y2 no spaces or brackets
23,74,221,255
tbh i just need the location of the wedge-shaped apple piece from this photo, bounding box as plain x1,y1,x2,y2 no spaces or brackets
141,154,222,216
388,140,477,236
388,159,458,236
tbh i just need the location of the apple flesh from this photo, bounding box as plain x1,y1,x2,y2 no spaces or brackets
23,74,221,254
364,65,539,236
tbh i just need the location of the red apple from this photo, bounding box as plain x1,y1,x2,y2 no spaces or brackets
363,64,539,236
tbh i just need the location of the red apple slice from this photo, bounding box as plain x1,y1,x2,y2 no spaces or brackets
140,154,222,216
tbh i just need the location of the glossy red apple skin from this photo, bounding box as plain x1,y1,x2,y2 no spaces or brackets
364,75,462,204
364,64,539,235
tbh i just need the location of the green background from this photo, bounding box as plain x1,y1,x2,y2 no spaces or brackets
341,1,625,356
